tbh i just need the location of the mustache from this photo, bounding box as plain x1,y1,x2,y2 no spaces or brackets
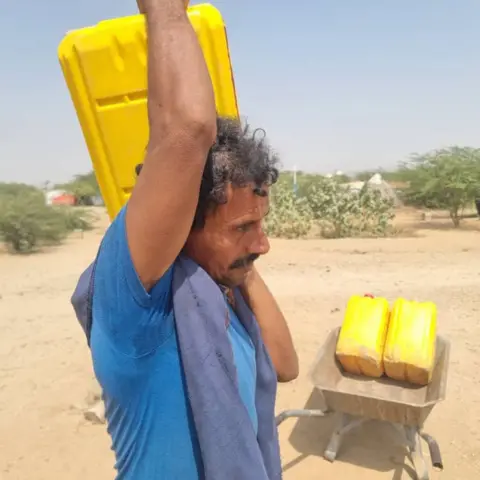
229,254,260,270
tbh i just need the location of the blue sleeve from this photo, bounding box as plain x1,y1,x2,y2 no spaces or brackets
92,206,175,357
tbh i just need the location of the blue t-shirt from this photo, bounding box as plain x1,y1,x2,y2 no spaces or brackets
90,207,258,479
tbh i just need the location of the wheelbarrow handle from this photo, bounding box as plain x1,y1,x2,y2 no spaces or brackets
275,409,327,426
420,432,443,471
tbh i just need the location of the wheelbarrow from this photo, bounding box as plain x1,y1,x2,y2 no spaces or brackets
276,327,450,480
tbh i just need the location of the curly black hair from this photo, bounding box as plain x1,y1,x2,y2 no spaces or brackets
136,116,280,229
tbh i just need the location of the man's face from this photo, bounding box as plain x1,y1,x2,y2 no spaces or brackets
184,183,271,287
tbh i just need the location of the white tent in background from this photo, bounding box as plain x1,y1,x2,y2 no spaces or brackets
365,173,402,206
367,173,384,186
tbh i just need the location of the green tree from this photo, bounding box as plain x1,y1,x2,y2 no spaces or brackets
333,173,351,184
0,183,94,253
57,171,101,204
402,147,480,227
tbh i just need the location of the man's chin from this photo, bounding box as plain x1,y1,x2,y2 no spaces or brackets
218,270,250,288
233,266,254,285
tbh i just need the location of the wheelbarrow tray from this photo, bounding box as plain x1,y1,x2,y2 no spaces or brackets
308,327,450,427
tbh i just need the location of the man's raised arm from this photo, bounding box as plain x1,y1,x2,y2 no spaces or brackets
127,0,217,290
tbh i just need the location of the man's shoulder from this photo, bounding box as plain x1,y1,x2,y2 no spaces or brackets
93,205,178,308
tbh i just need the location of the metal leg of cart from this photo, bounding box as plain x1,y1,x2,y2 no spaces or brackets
405,426,429,480
323,413,368,462
391,423,434,480
323,416,435,480
276,409,443,480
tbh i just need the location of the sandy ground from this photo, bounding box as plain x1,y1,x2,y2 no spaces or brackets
1,209,480,480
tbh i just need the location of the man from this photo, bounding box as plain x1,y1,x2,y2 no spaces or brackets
75,0,298,478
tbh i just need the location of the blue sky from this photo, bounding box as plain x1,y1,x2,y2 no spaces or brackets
1,1,480,184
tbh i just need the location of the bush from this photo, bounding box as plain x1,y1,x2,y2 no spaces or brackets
0,184,95,253
264,183,314,238
306,178,360,238
58,206,95,232
265,176,396,239
356,187,396,236
0,183,45,202
304,177,395,238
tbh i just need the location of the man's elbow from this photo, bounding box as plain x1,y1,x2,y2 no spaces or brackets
181,114,217,146
151,110,217,150
276,360,299,383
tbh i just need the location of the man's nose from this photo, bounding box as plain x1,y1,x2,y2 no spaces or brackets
250,227,270,255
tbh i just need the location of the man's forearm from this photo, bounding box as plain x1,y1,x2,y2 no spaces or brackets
144,0,216,141
126,0,216,287
239,268,299,382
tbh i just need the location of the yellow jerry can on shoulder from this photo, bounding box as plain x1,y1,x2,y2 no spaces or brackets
383,298,437,386
58,4,239,220
336,295,390,378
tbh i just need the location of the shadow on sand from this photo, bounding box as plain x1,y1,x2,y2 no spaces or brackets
280,389,420,480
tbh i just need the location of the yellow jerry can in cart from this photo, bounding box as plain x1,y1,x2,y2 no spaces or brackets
335,295,390,378
383,298,437,386
58,4,239,220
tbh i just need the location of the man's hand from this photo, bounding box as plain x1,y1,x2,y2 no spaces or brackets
126,0,216,290
239,267,299,383
136,0,189,14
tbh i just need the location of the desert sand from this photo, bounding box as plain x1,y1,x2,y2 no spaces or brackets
1,209,479,479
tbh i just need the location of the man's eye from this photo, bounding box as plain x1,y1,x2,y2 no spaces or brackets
237,224,250,233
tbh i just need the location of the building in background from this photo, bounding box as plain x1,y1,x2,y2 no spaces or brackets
45,190,76,206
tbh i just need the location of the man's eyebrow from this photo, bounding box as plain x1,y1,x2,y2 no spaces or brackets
233,206,270,226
